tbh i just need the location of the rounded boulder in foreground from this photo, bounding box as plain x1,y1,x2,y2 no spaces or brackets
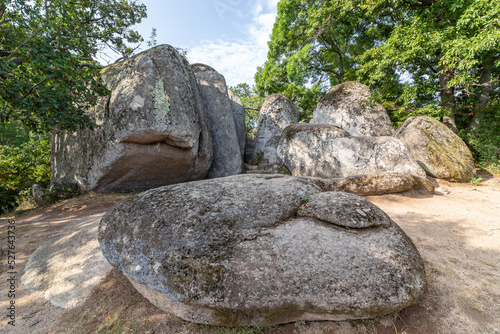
99,174,426,326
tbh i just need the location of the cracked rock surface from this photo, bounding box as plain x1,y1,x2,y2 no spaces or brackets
277,124,426,179
192,63,243,178
253,94,300,164
99,174,426,326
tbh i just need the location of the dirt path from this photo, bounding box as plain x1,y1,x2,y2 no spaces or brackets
1,174,499,334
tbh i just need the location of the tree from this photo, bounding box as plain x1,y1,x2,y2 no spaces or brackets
0,120,50,213
258,0,499,132
0,0,147,133
358,0,500,132
255,0,394,117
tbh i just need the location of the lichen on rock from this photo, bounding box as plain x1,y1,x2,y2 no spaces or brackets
153,78,170,122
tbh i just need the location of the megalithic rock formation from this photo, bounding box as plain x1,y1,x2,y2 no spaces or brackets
51,45,212,193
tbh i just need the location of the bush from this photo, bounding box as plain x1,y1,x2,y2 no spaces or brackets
461,103,500,173
0,186,18,214
0,121,51,214
0,137,51,190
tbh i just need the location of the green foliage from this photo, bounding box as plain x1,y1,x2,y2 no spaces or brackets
229,83,265,134
257,0,499,160
0,133,50,191
469,176,483,186
255,0,394,117
460,101,500,171
0,186,17,214
0,120,50,214
0,0,147,133
357,0,500,127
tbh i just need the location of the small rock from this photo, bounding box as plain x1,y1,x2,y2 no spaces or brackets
32,184,53,207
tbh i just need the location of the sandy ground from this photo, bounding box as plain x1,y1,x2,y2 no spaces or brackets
0,173,499,334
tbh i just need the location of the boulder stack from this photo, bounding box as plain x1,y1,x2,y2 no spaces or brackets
277,123,425,179
51,45,212,193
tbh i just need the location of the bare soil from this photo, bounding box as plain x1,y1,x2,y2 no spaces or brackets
1,173,499,334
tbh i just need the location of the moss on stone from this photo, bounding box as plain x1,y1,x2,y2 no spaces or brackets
153,78,170,122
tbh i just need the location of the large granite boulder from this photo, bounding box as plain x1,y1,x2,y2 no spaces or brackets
99,174,426,326
277,124,425,179
228,90,246,155
51,45,212,193
395,116,476,182
192,64,243,178
313,82,394,136
253,94,300,164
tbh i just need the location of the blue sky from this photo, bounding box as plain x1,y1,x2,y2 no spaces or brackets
128,0,279,87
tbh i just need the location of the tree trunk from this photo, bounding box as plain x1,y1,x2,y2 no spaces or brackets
438,66,457,133
469,57,496,131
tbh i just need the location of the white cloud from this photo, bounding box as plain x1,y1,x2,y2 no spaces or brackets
187,1,278,86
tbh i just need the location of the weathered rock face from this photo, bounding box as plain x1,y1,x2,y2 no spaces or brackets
278,124,425,179
254,94,300,164
313,82,394,136
228,90,246,155
51,45,212,193
303,172,435,196
192,64,243,178
99,174,426,326
395,116,476,182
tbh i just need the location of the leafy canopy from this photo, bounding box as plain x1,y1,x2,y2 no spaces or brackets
257,0,499,127
0,0,147,133
255,0,393,117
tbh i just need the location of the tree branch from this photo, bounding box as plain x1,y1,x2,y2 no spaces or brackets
6,27,45,61
20,77,51,102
